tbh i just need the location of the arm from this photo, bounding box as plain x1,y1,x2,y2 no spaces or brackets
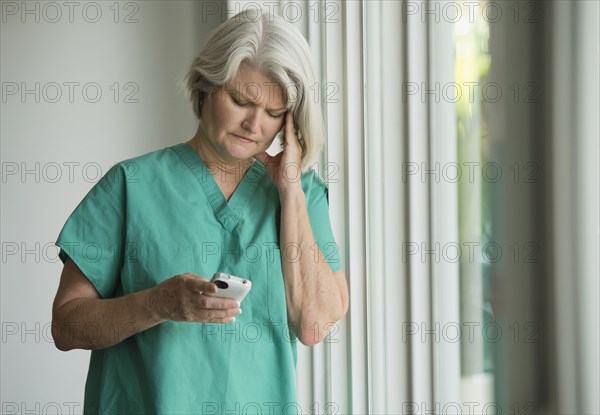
279,188,349,346
256,112,349,346
52,258,241,351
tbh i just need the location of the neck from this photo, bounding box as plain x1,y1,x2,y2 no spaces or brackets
187,126,254,181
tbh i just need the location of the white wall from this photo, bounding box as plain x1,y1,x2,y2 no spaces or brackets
1,1,223,410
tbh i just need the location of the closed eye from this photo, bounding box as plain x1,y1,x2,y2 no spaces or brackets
231,96,249,107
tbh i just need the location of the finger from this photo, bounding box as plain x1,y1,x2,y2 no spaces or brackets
207,314,239,324
180,272,208,282
201,307,241,322
198,294,240,310
213,317,238,324
184,275,217,294
284,111,297,144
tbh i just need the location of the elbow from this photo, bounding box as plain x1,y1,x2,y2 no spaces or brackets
51,310,76,352
296,322,323,346
51,322,73,352
296,309,347,347
296,320,341,347
295,273,350,346
54,341,73,352
298,335,320,347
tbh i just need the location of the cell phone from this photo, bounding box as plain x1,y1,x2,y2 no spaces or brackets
204,272,252,303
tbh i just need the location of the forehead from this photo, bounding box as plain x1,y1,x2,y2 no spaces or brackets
227,64,285,107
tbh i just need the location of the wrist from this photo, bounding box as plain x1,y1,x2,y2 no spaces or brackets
278,184,305,204
142,287,167,324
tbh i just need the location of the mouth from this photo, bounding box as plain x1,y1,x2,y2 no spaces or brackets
232,134,254,144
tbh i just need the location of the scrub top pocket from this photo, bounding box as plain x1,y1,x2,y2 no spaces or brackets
129,239,194,293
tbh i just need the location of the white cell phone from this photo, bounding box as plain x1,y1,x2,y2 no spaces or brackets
204,272,252,303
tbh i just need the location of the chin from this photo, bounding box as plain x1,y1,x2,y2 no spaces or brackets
224,146,255,162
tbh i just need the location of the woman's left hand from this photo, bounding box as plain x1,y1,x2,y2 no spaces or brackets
255,111,303,194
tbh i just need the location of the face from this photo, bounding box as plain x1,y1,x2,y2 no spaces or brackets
199,63,287,164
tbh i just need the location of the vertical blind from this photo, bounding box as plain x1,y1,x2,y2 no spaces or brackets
225,1,599,414
226,1,455,413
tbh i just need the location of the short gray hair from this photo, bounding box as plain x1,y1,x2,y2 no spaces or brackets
182,9,324,169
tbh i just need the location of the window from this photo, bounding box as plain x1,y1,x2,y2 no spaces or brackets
454,0,494,408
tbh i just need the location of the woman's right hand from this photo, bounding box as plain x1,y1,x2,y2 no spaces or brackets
150,273,241,323
52,260,241,351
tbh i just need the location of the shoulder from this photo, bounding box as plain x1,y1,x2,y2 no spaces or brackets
301,167,329,188
114,144,182,170
300,168,330,203
97,144,183,196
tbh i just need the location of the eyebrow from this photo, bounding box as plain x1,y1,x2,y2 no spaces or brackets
229,89,286,112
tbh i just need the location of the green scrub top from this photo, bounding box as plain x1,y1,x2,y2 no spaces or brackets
55,143,342,415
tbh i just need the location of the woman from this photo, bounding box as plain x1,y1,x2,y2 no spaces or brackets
51,8,348,414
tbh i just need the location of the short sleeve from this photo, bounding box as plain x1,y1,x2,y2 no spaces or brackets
302,169,343,273
55,164,127,298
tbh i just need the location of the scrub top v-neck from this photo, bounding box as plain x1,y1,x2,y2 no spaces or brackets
55,143,342,414
175,142,262,231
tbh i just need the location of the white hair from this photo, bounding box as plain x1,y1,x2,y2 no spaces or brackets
182,8,324,169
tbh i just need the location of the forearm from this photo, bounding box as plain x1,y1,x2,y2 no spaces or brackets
52,288,164,351
279,188,346,345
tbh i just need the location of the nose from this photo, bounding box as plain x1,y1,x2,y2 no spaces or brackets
241,108,261,133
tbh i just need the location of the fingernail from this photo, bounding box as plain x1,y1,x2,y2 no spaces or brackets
238,308,243,315
236,301,241,307
229,317,236,323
